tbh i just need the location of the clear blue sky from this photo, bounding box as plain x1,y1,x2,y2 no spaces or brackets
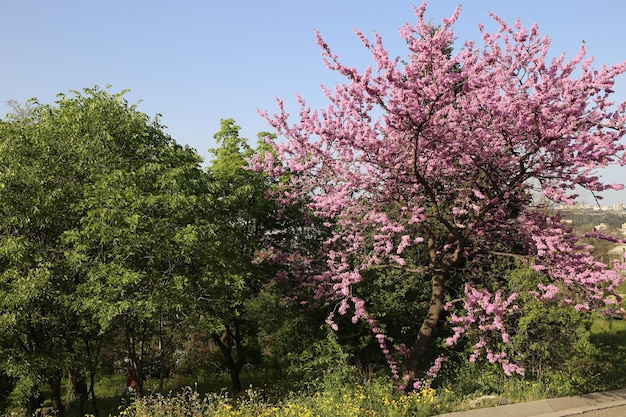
1,1,625,205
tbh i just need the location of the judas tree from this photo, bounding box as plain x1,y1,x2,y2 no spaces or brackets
254,4,626,389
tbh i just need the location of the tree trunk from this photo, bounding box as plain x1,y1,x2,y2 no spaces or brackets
405,267,446,388
211,329,244,392
124,318,145,397
404,242,462,391
68,369,88,417
158,317,164,392
158,315,169,393
88,368,99,417
230,366,243,392
48,376,65,417
83,335,101,417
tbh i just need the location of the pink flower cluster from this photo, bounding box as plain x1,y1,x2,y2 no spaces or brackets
446,283,524,376
523,212,626,310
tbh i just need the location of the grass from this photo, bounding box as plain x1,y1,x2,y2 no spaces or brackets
586,318,626,391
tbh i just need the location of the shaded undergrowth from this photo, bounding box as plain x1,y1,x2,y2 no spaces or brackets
3,318,626,417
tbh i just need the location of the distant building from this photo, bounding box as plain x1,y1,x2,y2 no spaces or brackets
595,223,609,231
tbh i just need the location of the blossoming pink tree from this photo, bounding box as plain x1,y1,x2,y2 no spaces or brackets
254,3,626,389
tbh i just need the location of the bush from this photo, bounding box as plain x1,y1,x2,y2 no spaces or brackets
506,266,597,379
433,264,603,404
286,328,359,391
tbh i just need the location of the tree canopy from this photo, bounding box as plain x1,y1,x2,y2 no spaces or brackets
0,90,321,415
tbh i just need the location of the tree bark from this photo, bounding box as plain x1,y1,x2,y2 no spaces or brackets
124,318,145,397
68,369,88,417
405,266,446,387
88,369,99,417
83,335,101,417
48,376,65,417
211,329,244,392
158,316,165,393
404,239,462,391
230,366,243,392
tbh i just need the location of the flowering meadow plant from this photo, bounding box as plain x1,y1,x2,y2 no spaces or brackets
253,2,626,389
116,383,444,417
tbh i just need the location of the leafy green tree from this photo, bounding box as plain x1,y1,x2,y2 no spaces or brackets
0,91,112,416
0,86,212,414
191,119,304,391
62,93,213,398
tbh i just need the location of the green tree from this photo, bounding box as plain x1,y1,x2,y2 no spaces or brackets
192,119,297,391
0,86,212,414
63,93,213,398
0,91,109,416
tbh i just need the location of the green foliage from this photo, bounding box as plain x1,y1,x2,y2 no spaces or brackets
286,328,359,392
579,319,626,393
505,266,596,378
0,103,320,413
352,264,433,376
0,86,213,410
114,381,444,417
190,118,318,392
245,282,310,373
440,262,597,387
438,361,556,407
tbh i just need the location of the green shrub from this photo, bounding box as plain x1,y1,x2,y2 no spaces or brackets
506,267,597,379
286,328,359,391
